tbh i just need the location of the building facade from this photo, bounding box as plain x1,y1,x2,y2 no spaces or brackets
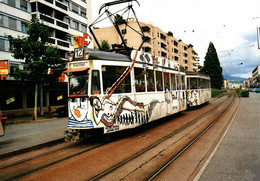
93,20,199,72
252,65,260,87
0,0,92,116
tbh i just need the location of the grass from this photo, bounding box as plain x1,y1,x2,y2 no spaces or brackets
211,88,227,97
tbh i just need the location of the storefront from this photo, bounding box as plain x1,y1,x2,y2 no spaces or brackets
0,80,67,117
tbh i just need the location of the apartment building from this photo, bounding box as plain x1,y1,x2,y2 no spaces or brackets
93,20,199,72
252,65,260,87
0,0,92,64
0,0,92,116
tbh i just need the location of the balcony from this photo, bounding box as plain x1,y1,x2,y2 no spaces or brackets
48,37,71,50
160,33,166,41
161,51,167,58
161,42,167,50
32,12,69,31
56,19,69,29
55,0,68,11
31,0,68,14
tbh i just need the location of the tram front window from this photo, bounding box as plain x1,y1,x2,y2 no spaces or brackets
69,72,89,95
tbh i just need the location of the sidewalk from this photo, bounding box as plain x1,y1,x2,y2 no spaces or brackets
0,115,68,156
198,92,260,181
5,113,59,125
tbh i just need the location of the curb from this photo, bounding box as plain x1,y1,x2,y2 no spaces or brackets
6,117,60,125
0,138,64,160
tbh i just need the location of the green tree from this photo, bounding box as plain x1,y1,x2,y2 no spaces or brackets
100,40,111,50
8,18,65,119
200,42,223,89
114,14,126,25
167,31,173,37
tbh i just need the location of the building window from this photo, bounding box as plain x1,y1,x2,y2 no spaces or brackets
64,17,70,24
71,20,79,30
21,21,27,32
81,24,87,33
0,15,3,26
0,39,5,51
8,0,16,8
20,0,27,11
71,3,78,14
9,17,17,30
81,8,86,17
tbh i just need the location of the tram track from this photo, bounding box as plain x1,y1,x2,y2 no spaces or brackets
0,93,235,180
88,92,236,180
145,93,237,180
0,140,107,180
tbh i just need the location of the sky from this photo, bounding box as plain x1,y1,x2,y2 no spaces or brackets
91,0,260,80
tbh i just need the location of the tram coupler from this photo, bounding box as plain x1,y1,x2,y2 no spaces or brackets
64,129,80,142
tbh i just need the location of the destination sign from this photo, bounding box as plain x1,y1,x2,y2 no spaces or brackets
68,61,89,69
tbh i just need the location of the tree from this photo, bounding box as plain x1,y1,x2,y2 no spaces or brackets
114,14,126,25
8,18,65,119
167,31,173,37
200,42,223,89
100,40,111,50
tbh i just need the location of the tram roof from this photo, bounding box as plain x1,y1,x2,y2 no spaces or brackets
185,71,210,79
84,48,131,62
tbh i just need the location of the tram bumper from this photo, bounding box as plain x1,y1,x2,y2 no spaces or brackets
64,129,80,142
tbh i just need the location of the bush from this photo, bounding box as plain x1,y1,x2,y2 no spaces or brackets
211,89,226,97
237,89,249,97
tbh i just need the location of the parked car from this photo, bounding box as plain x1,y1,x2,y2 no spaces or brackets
255,88,260,93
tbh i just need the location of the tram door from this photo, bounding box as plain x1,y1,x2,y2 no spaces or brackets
164,72,172,114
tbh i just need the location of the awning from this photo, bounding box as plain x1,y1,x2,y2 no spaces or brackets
64,68,88,73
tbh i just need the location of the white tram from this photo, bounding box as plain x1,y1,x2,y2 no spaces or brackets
64,0,211,141
64,48,188,141
186,72,211,107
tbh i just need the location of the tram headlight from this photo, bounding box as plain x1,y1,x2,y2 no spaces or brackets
84,53,90,60
74,109,81,117
67,55,73,61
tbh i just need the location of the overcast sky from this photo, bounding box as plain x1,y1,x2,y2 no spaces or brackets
91,0,260,79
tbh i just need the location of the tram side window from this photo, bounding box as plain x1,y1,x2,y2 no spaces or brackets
207,80,211,88
190,78,198,89
164,72,170,90
177,75,181,90
91,70,100,94
147,69,155,91
170,73,176,90
181,75,186,90
134,68,145,92
102,65,131,94
201,79,210,88
156,71,163,91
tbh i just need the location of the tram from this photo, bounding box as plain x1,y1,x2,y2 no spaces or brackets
64,48,187,141
64,0,210,141
186,72,211,107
